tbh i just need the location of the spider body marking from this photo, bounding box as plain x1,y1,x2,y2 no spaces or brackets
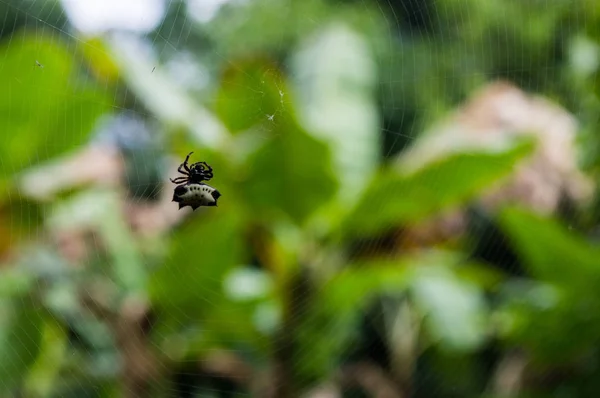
172,182,221,210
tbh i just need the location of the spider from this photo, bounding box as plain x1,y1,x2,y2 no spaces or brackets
170,152,214,185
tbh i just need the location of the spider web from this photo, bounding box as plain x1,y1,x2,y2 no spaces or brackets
1,0,598,397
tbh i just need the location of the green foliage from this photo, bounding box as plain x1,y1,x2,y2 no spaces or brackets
0,32,109,191
24,319,68,397
289,263,410,386
291,22,380,209
0,293,44,393
150,209,244,321
322,263,409,323
207,0,384,59
244,124,338,224
215,60,283,134
49,189,147,295
411,267,487,352
216,60,339,224
2,0,600,396
0,268,34,298
106,37,227,150
498,208,600,362
292,254,491,386
500,208,600,286
342,139,534,238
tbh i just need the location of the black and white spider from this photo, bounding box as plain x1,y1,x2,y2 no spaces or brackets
172,182,221,210
170,151,214,185
170,152,221,210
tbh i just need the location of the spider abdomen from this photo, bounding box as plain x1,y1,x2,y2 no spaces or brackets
172,183,221,210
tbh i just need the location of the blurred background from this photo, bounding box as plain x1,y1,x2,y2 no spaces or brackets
1,0,600,397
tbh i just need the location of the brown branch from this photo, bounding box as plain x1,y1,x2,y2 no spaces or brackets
488,349,527,397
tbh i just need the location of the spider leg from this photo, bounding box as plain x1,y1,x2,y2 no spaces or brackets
183,152,194,172
170,177,188,184
177,163,190,175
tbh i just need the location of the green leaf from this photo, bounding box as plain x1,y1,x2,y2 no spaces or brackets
245,123,338,224
0,32,109,185
198,296,271,353
217,60,339,224
149,212,266,354
497,279,600,363
291,23,380,210
0,268,34,298
341,139,534,238
411,267,488,352
499,207,600,287
149,209,244,320
24,319,68,397
0,294,44,393
322,261,411,315
291,261,410,383
215,58,283,134
496,209,600,362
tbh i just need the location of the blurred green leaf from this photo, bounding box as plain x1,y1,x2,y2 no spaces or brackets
24,319,67,397
0,294,44,393
454,262,506,291
497,209,600,362
322,261,411,315
208,0,328,58
289,262,410,384
79,37,121,82
222,70,338,224
292,22,380,221
411,267,488,352
497,279,600,363
199,296,271,354
341,139,534,238
149,209,244,320
0,32,109,189
499,207,600,286
324,252,489,354
245,126,338,224
215,59,339,224
0,268,33,298
215,58,283,134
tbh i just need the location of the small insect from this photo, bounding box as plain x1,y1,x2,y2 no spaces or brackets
170,152,221,211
